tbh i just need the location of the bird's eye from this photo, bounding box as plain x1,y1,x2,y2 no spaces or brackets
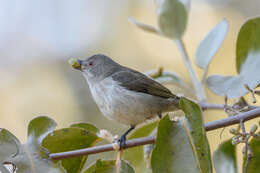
89,61,93,66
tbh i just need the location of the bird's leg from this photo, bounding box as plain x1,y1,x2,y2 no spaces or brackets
158,113,162,119
118,125,135,150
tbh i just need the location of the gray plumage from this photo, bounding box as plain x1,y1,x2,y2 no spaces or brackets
111,70,176,98
75,54,180,126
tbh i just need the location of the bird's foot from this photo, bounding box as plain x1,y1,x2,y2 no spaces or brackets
117,134,127,150
158,113,162,119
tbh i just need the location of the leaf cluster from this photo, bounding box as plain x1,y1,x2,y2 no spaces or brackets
2,0,260,173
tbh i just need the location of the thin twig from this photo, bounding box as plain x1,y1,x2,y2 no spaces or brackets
200,103,227,110
201,67,208,85
240,119,246,134
243,139,252,173
243,153,251,173
174,39,206,102
49,107,260,160
240,119,253,173
200,102,257,111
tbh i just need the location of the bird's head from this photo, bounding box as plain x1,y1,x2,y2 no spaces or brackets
69,54,120,82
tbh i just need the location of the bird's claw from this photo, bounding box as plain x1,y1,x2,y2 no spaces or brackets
117,135,127,150
158,113,162,119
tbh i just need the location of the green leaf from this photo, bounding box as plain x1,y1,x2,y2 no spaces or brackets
151,115,201,173
213,139,237,173
151,99,212,173
236,17,260,73
27,116,57,147
195,19,228,74
155,0,188,39
0,128,20,163
179,98,212,173
243,134,260,173
42,127,99,173
84,159,135,173
0,117,65,173
70,122,99,135
206,18,260,98
8,144,65,173
123,122,158,173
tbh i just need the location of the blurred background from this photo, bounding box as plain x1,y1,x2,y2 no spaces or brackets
0,0,260,170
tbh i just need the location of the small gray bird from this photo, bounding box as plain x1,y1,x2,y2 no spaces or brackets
70,54,180,148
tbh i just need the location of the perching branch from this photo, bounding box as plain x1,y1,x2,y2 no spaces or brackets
200,102,257,111
174,39,207,102
49,107,260,160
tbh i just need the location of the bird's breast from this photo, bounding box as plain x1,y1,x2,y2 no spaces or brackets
87,77,172,125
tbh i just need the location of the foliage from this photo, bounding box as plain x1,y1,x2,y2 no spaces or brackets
243,132,260,173
1,1,260,173
151,98,212,173
206,17,260,98
0,117,104,173
84,160,134,173
0,117,65,173
213,139,238,173
123,122,158,173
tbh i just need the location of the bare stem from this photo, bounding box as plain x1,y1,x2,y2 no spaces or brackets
174,39,206,102
49,107,260,160
240,119,253,173
201,67,208,84
243,141,252,173
200,102,257,111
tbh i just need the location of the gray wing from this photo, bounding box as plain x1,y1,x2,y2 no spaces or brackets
111,68,175,98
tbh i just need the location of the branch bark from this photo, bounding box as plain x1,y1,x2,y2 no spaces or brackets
49,107,260,160
200,102,257,111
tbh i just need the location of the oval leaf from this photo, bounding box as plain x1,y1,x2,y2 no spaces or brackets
213,139,238,173
151,99,213,173
206,52,260,98
42,127,99,173
70,122,99,135
0,117,65,173
206,75,242,98
27,116,57,146
156,0,188,39
207,17,260,98
151,115,202,173
179,98,212,173
84,159,135,173
236,17,260,73
0,129,20,163
195,19,228,70
7,144,65,173
123,122,158,173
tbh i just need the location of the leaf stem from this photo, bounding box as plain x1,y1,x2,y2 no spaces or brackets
201,68,208,84
174,39,206,102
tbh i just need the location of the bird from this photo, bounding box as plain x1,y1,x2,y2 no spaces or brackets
69,54,180,149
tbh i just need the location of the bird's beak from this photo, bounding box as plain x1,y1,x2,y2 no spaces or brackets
69,58,83,70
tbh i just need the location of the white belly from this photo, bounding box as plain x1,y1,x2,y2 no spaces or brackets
88,77,169,125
